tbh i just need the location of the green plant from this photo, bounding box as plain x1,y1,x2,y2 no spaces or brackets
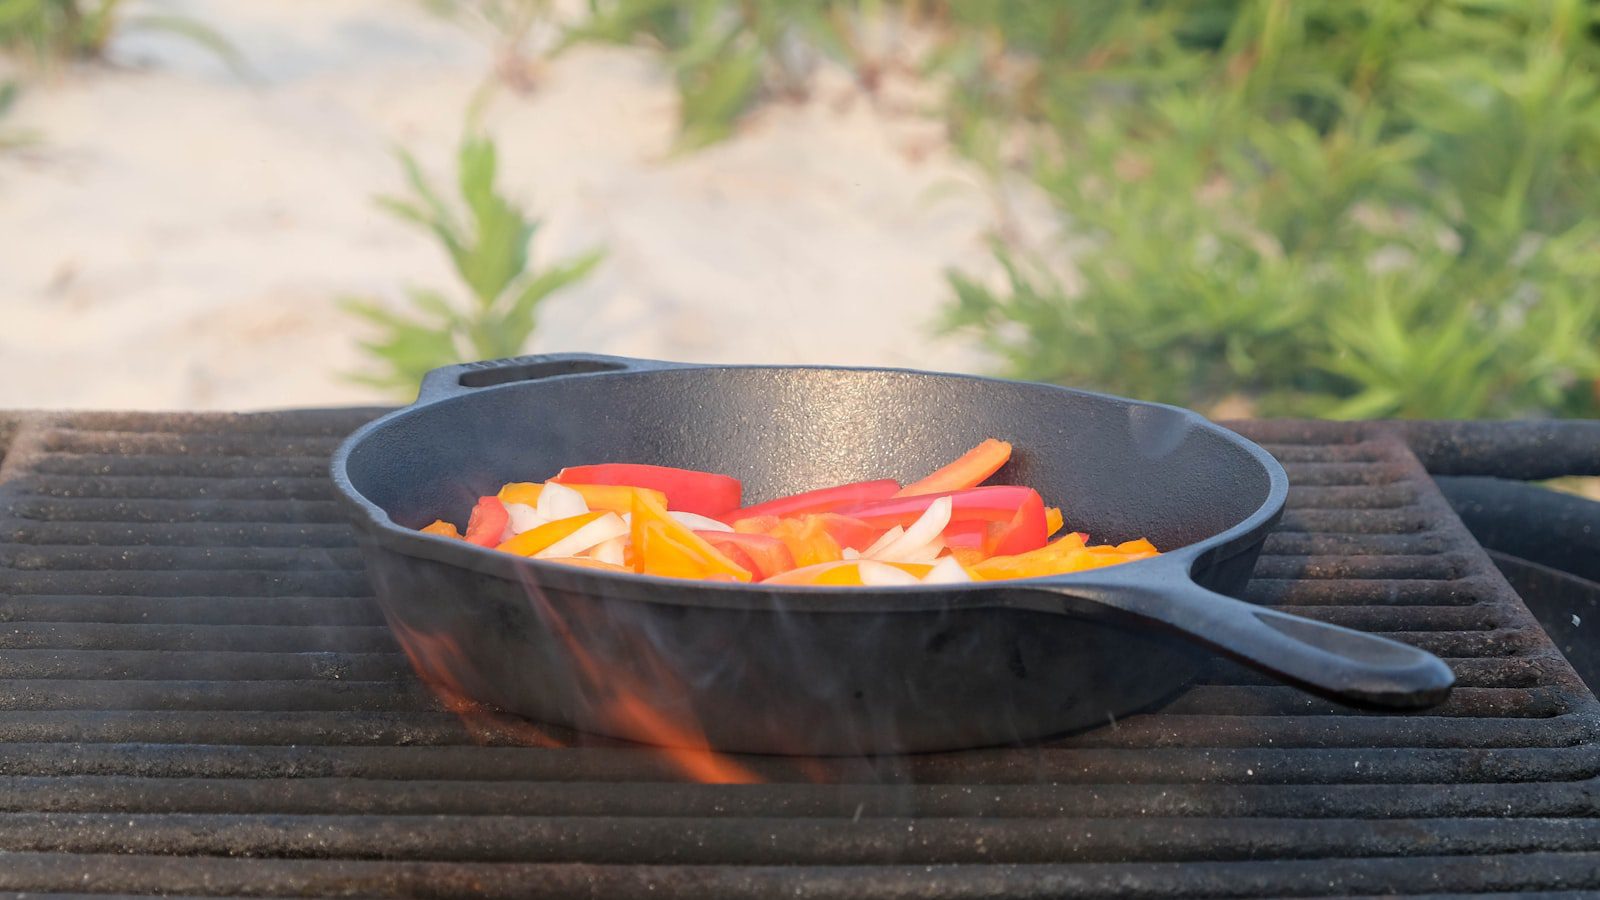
940,0,1600,419
343,130,605,397
0,0,244,71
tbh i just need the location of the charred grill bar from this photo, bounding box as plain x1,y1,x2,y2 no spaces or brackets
0,410,1595,897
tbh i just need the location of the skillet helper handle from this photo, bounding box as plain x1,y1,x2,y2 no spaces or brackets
1011,571,1455,708
416,353,688,401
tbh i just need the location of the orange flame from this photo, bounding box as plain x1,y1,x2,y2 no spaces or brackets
539,607,761,783
516,576,762,784
389,609,759,783
389,619,563,748
607,693,762,784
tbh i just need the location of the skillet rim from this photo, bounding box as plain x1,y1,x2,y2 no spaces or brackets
330,361,1290,613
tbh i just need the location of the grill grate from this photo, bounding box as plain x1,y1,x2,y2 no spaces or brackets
0,411,1596,898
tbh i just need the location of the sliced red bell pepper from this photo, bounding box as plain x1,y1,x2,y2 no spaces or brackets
725,479,900,523
696,530,796,580
702,537,759,575
896,439,1012,497
983,495,1050,556
941,519,987,549
842,485,1041,527
553,463,741,517
844,485,1049,557
463,496,509,547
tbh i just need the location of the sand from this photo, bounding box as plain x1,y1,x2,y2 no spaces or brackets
0,0,1031,411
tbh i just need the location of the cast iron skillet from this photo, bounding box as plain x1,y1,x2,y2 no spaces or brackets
332,353,1454,755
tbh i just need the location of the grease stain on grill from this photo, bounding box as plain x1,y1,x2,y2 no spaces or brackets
0,411,1594,897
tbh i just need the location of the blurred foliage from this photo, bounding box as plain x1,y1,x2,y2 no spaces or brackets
453,0,1600,419
0,79,38,148
419,0,1600,419
567,0,928,150
421,0,552,93
0,0,243,71
567,0,807,150
938,0,1600,419
343,130,604,397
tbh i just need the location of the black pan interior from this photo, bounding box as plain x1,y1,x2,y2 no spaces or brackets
345,367,1271,553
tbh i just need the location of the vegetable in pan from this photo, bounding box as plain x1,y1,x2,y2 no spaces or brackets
419,439,1159,584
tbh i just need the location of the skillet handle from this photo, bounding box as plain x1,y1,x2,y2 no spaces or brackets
416,353,689,401
1004,570,1455,708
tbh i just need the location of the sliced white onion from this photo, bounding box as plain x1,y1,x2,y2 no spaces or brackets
504,502,547,535
895,537,946,564
535,512,628,560
857,560,921,587
861,525,905,558
536,481,589,521
669,510,732,532
870,496,952,563
589,535,627,567
841,547,861,560
921,555,973,584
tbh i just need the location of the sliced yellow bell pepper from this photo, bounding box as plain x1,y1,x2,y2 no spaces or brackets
543,556,630,572
972,531,1160,580
496,511,605,557
499,481,669,515
970,531,1088,580
630,491,752,581
763,560,935,586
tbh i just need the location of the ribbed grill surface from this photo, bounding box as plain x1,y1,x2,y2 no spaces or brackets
0,411,1594,898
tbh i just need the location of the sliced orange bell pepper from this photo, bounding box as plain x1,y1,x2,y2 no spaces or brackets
1045,507,1064,537
636,521,755,580
731,515,781,535
896,438,1012,497
948,547,987,568
498,481,668,515
496,511,606,557
421,519,461,539
1114,538,1158,555
767,516,843,568
630,491,752,581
